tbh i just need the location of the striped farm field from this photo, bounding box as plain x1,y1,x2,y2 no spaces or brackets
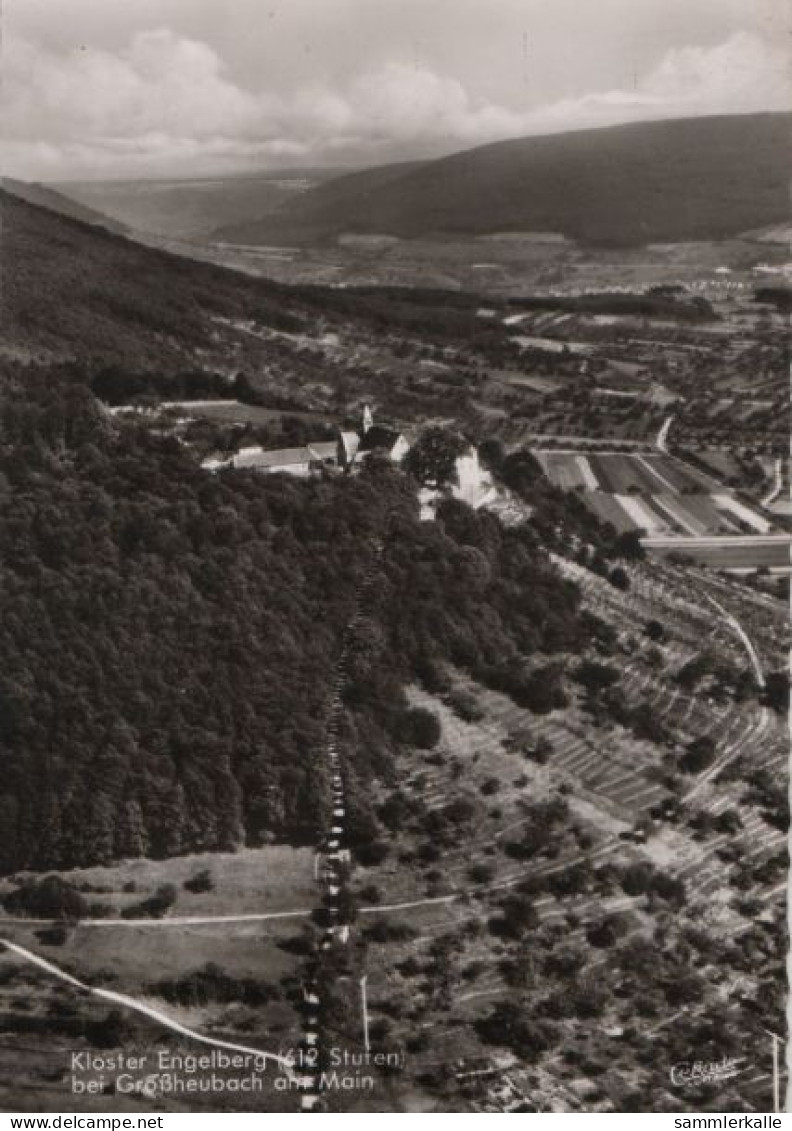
537,451,723,496
584,491,755,539
650,494,709,535
712,494,772,534
535,451,593,490
616,494,672,535
590,454,658,494
582,492,638,533
640,455,718,492
534,448,776,541
677,494,740,531
585,453,715,495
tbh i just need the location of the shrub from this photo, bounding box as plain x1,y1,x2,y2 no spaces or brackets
475,1002,554,1061
399,707,442,749
363,919,418,944
88,1009,132,1050
358,884,382,904
467,862,496,884
397,956,422,978
183,869,214,894
574,660,619,694
680,735,717,774
35,924,69,946
445,689,484,722
121,883,177,919
353,840,390,866
154,963,275,1008
3,877,90,922
586,920,617,948
608,567,630,591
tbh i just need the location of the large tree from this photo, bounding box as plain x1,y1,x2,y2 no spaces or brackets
404,426,468,489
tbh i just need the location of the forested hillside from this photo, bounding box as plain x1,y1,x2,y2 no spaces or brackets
0,188,319,371
0,191,637,876
0,367,599,874
213,112,792,247
0,187,510,403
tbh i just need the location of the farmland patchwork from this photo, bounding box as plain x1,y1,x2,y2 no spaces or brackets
536,450,781,547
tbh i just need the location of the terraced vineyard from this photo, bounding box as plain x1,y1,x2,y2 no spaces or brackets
334,546,787,1112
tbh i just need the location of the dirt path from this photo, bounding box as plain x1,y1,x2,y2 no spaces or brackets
655,415,674,453
760,459,784,510
0,938,298,1080
84,909,312,928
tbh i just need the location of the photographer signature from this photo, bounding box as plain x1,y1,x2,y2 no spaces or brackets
670,1057,746,1087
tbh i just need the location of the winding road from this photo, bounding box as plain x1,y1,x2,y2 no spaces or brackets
701,592,766,690
656,414,674,453
761,458,785,510
683,588,771,804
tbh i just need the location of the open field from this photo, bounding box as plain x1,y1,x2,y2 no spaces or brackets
112,400,334,427
537,451,726,498
165,401,333,426
535,450,784,565
0,846,318,921
2,917,304,986
645,537,792,571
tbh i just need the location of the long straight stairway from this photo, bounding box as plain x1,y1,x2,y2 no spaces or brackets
299,539,385,1111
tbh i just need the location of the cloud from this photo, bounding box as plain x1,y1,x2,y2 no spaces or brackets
645,31,791,111
0,32,532,176
0,27,788,179
525,31,792,133
1,30,266,144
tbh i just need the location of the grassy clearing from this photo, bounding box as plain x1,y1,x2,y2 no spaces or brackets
0,846,318,919
0,845,315,1111
174,401,332,426
1,919,304,987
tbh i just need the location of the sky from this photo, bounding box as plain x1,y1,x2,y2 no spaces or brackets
1,0,790,181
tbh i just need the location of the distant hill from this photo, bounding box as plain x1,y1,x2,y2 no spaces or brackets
54,170,340,241
213,113,792,248
0,177,129,236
